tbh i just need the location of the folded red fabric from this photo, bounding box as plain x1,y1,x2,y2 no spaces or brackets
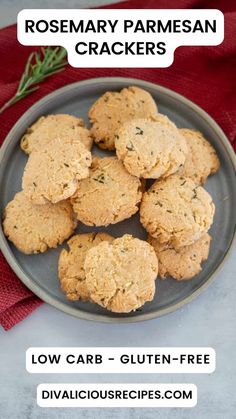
0,0,235,330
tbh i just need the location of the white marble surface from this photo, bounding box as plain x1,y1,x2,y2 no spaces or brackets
0,1,236,418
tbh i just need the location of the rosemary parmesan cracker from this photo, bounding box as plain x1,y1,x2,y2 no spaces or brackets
22,137,92,204
58,232,114,301
3,191,76,254
71,156,142,226
84,234,158,313
178,128,220,184
88,86,158,150
148,233,211,280
140,175,215,248
115,114,187,179
21,114,93,154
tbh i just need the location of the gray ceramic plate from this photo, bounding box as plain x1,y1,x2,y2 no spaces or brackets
0,77,235,323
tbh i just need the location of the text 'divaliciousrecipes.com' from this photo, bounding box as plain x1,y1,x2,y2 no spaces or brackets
37,383,197,408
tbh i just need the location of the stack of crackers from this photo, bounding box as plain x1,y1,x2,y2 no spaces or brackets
3,86,220,313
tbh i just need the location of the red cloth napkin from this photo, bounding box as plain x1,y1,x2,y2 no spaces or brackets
0,0,235,330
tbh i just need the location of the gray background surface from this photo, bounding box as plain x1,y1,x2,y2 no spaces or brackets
0,0,120,28
0,1,236,419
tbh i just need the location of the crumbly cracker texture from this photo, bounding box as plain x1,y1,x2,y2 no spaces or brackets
115,114,187,178
71,156,143,226
3,191,76,254
22,137,92,204
20,114,93,154
148,233,211,280
89,86,158,150
178,128,220,184
84,234,158,313
140,174,215,248
58,232,114,301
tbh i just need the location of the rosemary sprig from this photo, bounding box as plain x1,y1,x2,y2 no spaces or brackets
0,46,68,114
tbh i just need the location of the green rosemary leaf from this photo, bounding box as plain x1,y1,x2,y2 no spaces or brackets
44,47,59,65
0,46,68,115
18,52,34,92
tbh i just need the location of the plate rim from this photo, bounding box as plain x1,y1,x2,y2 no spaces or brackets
0,76,236,324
